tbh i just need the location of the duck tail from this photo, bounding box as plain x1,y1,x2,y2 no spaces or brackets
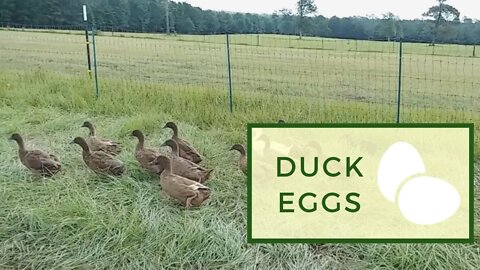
193,155,203,164
204,169,214,181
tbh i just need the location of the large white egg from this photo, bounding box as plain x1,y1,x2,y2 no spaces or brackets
397,176,460,225
377,142,426,202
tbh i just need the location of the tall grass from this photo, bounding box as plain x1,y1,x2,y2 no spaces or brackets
0,70,478,269
1,70,478,152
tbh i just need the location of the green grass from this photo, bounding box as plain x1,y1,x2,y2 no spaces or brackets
0,29,479,269
0,70,478,269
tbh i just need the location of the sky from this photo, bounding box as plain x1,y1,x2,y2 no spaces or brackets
183,0,480,20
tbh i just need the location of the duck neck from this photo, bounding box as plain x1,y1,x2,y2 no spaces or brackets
171,125,178,138
169,143,179,157
88,125,96,136
162,161,172,174
135,135,145,151
15,138,27,156
78,141,91,154
238,146,246,157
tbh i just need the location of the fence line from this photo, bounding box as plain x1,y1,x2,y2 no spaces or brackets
396,40,403,124
0,27,479,123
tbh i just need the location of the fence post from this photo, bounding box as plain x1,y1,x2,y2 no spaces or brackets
83,5,92,79
396,39,403,124
257,33,260,46
226,34,233,113
92,25,100,99
473,45,476,57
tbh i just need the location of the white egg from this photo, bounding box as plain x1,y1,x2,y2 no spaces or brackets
377,142,426,202
397,176,460,225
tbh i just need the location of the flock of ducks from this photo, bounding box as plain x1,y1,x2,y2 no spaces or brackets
8,121,248,208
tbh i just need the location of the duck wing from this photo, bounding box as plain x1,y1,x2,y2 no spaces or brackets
173,174,210,190
136,148,160,163
87,151,124,176
87,136,121,155
174,137,202,163
98,137,121,152
161,174,210,203
24,150,61,176
136,148,164,174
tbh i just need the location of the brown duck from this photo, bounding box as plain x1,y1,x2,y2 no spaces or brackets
156,156,211,208
163,122,202,164
72,137,124,176
9,133,61,177
82,121,121,156
230,144,247,176
131,130,164,174
161,139,213,183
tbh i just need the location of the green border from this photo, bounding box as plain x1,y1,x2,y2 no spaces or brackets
247,123,474,244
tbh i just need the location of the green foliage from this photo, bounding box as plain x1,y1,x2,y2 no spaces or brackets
375,13,400,41
296,0,317,38
423,0,461,45
0,0,479,44
423,0,461,22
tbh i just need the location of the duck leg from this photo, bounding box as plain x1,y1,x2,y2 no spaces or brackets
185,193,199,208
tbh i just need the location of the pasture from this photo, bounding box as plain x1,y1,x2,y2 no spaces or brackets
0,29,479,269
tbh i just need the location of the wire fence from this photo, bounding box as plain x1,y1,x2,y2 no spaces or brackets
0,24,479,123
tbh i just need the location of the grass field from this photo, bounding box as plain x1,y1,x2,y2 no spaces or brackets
0,30,479,269
1,29,479,114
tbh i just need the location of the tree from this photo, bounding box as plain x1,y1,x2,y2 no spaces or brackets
0,0,14,22
199,11,219,34
146,0,164,32
423,0,460,45
375,12,399,41
217,12,233,33
232,13,246,33
277,9,295,35
128,0,151,32
0,0,477,45
296,0,317,39
311,15,330,36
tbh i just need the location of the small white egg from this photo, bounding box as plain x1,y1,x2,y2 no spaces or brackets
377,142,426,202
397,176,460,225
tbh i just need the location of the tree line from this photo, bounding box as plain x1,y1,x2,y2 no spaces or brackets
0,0,479,45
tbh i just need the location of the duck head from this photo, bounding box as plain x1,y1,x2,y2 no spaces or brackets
230,144,246,155
71,137,90,153
161,139,179,156
9,133,22,142
163,122,178,137
155,155,171,172
81,121,96,136
81,121,93,128
131,130,144,139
